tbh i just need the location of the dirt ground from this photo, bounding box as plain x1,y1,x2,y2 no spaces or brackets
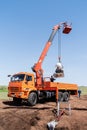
0,95,87,130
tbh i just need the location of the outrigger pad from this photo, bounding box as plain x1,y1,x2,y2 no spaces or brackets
53,72,64,78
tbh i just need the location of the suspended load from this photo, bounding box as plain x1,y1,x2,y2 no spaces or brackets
53,62,64,78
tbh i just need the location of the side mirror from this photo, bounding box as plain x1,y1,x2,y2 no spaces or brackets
8,75,11,77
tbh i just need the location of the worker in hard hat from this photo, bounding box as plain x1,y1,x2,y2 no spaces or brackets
50,75,55,82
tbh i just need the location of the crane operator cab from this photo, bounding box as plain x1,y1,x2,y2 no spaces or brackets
53,62,64,78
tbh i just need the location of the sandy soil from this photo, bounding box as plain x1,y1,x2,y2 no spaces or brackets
0,95,87,130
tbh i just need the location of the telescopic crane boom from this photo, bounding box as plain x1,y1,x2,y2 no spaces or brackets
32,22,72,87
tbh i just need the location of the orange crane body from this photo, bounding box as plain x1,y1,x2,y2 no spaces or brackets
32,22,72,87
32,25,61,86
8,22,78,106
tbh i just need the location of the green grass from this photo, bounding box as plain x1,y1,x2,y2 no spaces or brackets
79,86,87,95
0,86,8,92
0,86,9,99
0,92,9,100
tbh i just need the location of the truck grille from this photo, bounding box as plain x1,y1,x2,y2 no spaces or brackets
10,87,20,92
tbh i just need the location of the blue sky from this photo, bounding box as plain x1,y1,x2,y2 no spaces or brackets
0,0,87,86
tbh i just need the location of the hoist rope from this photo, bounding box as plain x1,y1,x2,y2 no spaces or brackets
58,28,61,63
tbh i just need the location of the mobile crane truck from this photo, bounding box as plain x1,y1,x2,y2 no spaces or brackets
8,22,78,106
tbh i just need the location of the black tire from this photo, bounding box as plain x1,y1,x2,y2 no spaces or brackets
63,92,69,102
28,92,37,106
58,92,63,102
13,97,22,105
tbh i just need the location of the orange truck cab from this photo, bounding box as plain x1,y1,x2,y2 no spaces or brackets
8,72,36,100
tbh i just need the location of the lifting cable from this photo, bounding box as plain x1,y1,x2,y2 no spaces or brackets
58,28,61,63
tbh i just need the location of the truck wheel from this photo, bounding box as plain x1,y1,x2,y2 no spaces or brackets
13,97,22,105
28,92,37,106
58,92,63,102
63,92,69,102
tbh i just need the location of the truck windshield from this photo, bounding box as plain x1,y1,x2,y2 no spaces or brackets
11,74,25,82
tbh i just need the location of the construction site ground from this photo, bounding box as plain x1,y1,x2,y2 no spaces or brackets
0,95,87,130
